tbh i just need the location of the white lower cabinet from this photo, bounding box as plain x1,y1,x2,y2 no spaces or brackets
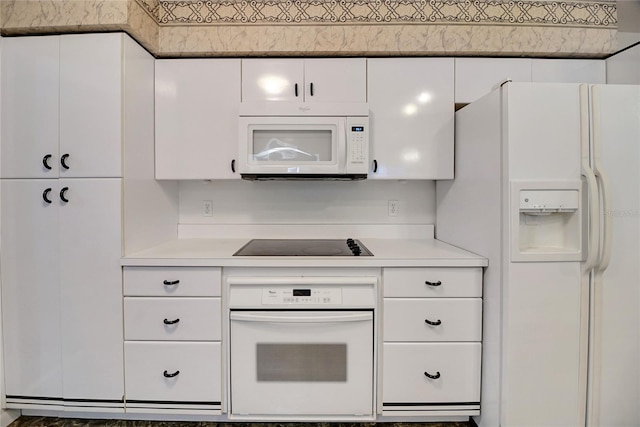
384,298,482,342
383,343,482,403
123,267,223,413
382,267,482,416
124,298,222,341
1,178,124,406
125,342,222,403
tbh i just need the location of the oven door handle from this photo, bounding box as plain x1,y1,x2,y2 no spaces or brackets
230,312,372,323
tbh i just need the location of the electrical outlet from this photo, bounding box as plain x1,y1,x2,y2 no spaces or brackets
202,200,213,217
388,200,398,217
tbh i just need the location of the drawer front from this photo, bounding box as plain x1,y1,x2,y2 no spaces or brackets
384,298,482,342
383,268,482,298
383,342,481,404
125,342,221,403
124,267,221,297
124,298,221,341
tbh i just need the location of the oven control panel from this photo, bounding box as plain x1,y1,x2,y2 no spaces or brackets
262,288,343,305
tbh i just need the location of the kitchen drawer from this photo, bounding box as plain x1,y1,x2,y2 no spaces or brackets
124,298,221,341
384,298,482,342
383,342,481,404
125,341,221,403
124,267,221,297
383,268,482,298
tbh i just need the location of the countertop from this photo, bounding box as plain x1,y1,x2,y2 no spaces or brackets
122,238,487,268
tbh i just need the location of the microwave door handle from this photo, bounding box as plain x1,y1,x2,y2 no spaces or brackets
230,312,372,323
341,119,348,169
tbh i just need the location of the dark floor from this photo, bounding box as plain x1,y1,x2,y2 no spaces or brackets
9,418,475,427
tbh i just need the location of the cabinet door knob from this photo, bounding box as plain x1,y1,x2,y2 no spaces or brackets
163,370,180,378
60,154,70,170
424,371,441,380
294,83,299,97
60,187,69,203
42,188,52,204
42,154,53,170
163,279,180,286
424,318,442,326
310,82,314,97
372,159,378,173
231,159,236,173
425,280,442,287
163,318,180,325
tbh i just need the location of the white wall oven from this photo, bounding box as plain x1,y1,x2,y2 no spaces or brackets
226,274,377,420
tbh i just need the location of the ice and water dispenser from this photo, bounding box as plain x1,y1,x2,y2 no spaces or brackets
511,182,582,262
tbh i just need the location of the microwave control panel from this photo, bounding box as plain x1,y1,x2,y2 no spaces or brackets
346,117,369,171
261,288,343,305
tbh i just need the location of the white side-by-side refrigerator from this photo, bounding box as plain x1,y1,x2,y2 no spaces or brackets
437,82,640,427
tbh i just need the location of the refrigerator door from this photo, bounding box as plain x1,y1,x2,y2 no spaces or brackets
587,84,640,427
502,83,589,427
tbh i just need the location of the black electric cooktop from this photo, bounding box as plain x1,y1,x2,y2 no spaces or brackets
233,238,373,257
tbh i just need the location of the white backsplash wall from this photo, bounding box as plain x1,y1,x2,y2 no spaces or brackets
179,180,435,226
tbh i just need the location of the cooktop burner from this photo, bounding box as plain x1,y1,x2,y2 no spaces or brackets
233,238,373,257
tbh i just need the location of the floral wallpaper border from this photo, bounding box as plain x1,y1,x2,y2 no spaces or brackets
134,0,615,27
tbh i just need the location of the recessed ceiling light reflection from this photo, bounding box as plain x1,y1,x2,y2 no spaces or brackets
418,92,432,104
403,103,418,116
258,75,289,98
156,80,177,98
402,149,421,163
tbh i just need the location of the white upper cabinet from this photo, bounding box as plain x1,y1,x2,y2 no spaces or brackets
607,44,640,84
1,36,60,178
454,58,532,104
1,34,123,179
59,34,123,178
532,59,605,84
368,58,454,180
155,59,241,180
302,59,367,103
241,58,366,103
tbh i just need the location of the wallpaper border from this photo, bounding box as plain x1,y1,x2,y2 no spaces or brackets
144,0,616,27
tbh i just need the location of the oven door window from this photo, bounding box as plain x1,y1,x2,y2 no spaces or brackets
257,343,347,382
229,310,374,417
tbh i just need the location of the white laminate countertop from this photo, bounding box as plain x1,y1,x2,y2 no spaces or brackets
122,238,487,268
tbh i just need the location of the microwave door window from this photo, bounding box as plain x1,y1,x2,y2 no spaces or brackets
252,129,334,163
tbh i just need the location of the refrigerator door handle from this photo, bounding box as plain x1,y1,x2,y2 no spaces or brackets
590,85,613,274
594,168,613,273
582,161,600,272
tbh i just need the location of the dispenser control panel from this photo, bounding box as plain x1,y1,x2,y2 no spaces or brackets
519,189,579,213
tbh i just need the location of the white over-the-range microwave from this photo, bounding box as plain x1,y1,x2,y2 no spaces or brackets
238,103,369,180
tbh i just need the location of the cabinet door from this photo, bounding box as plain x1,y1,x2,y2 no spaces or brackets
241,59,304,102
454,58,532,104
304,59,367,103
59,178,123,401
1,179,63,398
156,59,241,179
1,36,60,178
368,58,454,179
59,34,122,178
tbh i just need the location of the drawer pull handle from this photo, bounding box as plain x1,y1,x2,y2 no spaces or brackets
425,318,442,326
163,370,180,378
163,280,180,286
425,280,442,287
163,318,180,325
424,371,441,380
